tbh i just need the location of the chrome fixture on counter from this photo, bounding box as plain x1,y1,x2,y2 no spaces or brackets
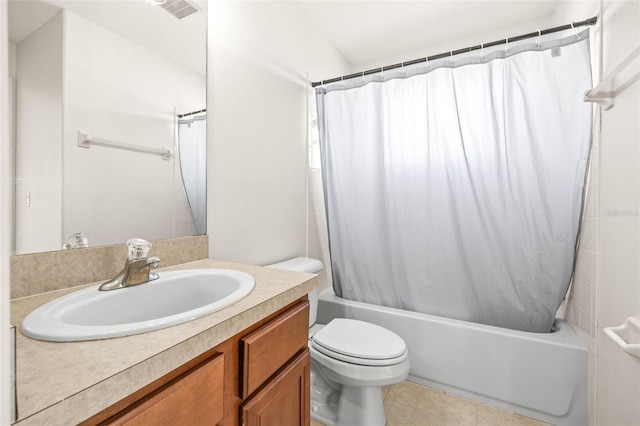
99,238,160,291
63,232,89,250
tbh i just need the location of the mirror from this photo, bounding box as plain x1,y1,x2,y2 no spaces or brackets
8,0,207,255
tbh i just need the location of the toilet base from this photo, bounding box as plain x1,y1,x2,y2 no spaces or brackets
311,363,387,426
310,365,339,425
311,385,386,426
337,385,386,426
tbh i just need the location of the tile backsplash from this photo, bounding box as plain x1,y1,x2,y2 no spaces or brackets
10,235,208,299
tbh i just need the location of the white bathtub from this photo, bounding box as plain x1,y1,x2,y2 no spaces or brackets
316,288,587,426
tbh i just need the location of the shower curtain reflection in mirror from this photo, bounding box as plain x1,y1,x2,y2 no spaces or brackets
317,31,593,333
178,114,207,235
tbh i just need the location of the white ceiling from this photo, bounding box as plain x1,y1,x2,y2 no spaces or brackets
8,0,207,76
298,0,559,67
9,1,559,78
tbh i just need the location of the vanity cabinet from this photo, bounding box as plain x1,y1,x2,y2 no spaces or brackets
240,300,309,398
240,300,310,426
241,349,310,426
107,353,225,426
83,297,310,426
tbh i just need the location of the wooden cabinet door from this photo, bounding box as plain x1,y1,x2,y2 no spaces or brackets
240,301,309,398
241,349,310,426
107,353,225,426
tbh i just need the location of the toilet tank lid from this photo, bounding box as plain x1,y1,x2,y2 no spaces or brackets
265,257,323,274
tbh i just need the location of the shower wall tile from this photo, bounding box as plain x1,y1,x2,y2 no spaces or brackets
566,301,578,326
579,308,593,336
571,276,597,350
584,184,599,218
579,218,599,252
589,148,600,184
587,351,596,426
307,167,332,291
308,232,322,257
572,279,582,309
574,146,600,426
308,212,319,233
570,142,599,367
309,190,325,213
576,248,597,285
591,284,597,319
580,281,593,318
308,169,323,192
11,235,208,299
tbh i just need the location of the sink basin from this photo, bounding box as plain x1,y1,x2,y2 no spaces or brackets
21,269,255,342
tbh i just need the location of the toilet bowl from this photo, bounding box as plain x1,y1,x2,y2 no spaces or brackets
266,257,410,426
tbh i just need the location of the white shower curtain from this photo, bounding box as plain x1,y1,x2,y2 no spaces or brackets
178,115,207,235
317,30,592,332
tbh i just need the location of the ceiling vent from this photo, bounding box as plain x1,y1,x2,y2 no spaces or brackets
158,0,200,20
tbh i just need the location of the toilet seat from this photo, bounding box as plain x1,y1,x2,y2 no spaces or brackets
311,318,407,366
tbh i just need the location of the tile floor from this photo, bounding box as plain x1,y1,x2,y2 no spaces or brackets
310,381,550,426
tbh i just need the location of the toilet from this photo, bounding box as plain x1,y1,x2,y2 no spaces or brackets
267,257,410,426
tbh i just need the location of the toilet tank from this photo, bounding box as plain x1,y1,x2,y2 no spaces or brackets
265,257,323,327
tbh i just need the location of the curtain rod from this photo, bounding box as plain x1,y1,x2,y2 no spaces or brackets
311,16,597,88
178,108,206,118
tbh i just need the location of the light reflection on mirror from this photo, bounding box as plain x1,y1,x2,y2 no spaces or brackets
8,0,207,255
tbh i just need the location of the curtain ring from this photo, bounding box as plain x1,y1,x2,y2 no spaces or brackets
571,22,580,39
536,29,541,49
505,38,509,55
362,71,365,85
450,50,454,66
425,56,429,71
381,67,384,81
480,43,484,62
341,76,345,88
401,61,406,78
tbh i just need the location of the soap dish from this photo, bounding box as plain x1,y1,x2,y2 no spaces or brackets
604,316,640,358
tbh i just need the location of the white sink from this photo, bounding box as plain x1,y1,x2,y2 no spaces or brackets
21,269,255,342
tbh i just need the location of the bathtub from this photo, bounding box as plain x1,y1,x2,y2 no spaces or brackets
316,288,587,426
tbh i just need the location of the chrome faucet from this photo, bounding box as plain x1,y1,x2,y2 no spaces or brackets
99,238,160,291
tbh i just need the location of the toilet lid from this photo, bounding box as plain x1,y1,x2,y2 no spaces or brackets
312,318,407,362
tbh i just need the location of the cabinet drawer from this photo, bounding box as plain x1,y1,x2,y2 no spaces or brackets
240,300,309,398
241,348,310,426
107,353,224,426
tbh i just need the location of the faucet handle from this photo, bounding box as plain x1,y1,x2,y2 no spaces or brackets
126,238,152,260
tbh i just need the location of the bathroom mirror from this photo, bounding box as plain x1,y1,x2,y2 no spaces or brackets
8,0,207,255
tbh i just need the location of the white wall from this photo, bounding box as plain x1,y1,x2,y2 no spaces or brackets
554,1,640,425
207,1,349,265
595,1,640,424
1,1,13,422
8,42,15,78
62,10,204,248
14,12,63,254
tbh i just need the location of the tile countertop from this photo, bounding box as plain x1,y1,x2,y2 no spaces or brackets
10,259,318,425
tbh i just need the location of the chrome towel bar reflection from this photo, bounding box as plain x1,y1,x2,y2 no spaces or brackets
78,130,172,160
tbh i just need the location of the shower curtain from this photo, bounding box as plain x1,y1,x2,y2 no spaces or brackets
178,114,207,235
316,30,592,333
